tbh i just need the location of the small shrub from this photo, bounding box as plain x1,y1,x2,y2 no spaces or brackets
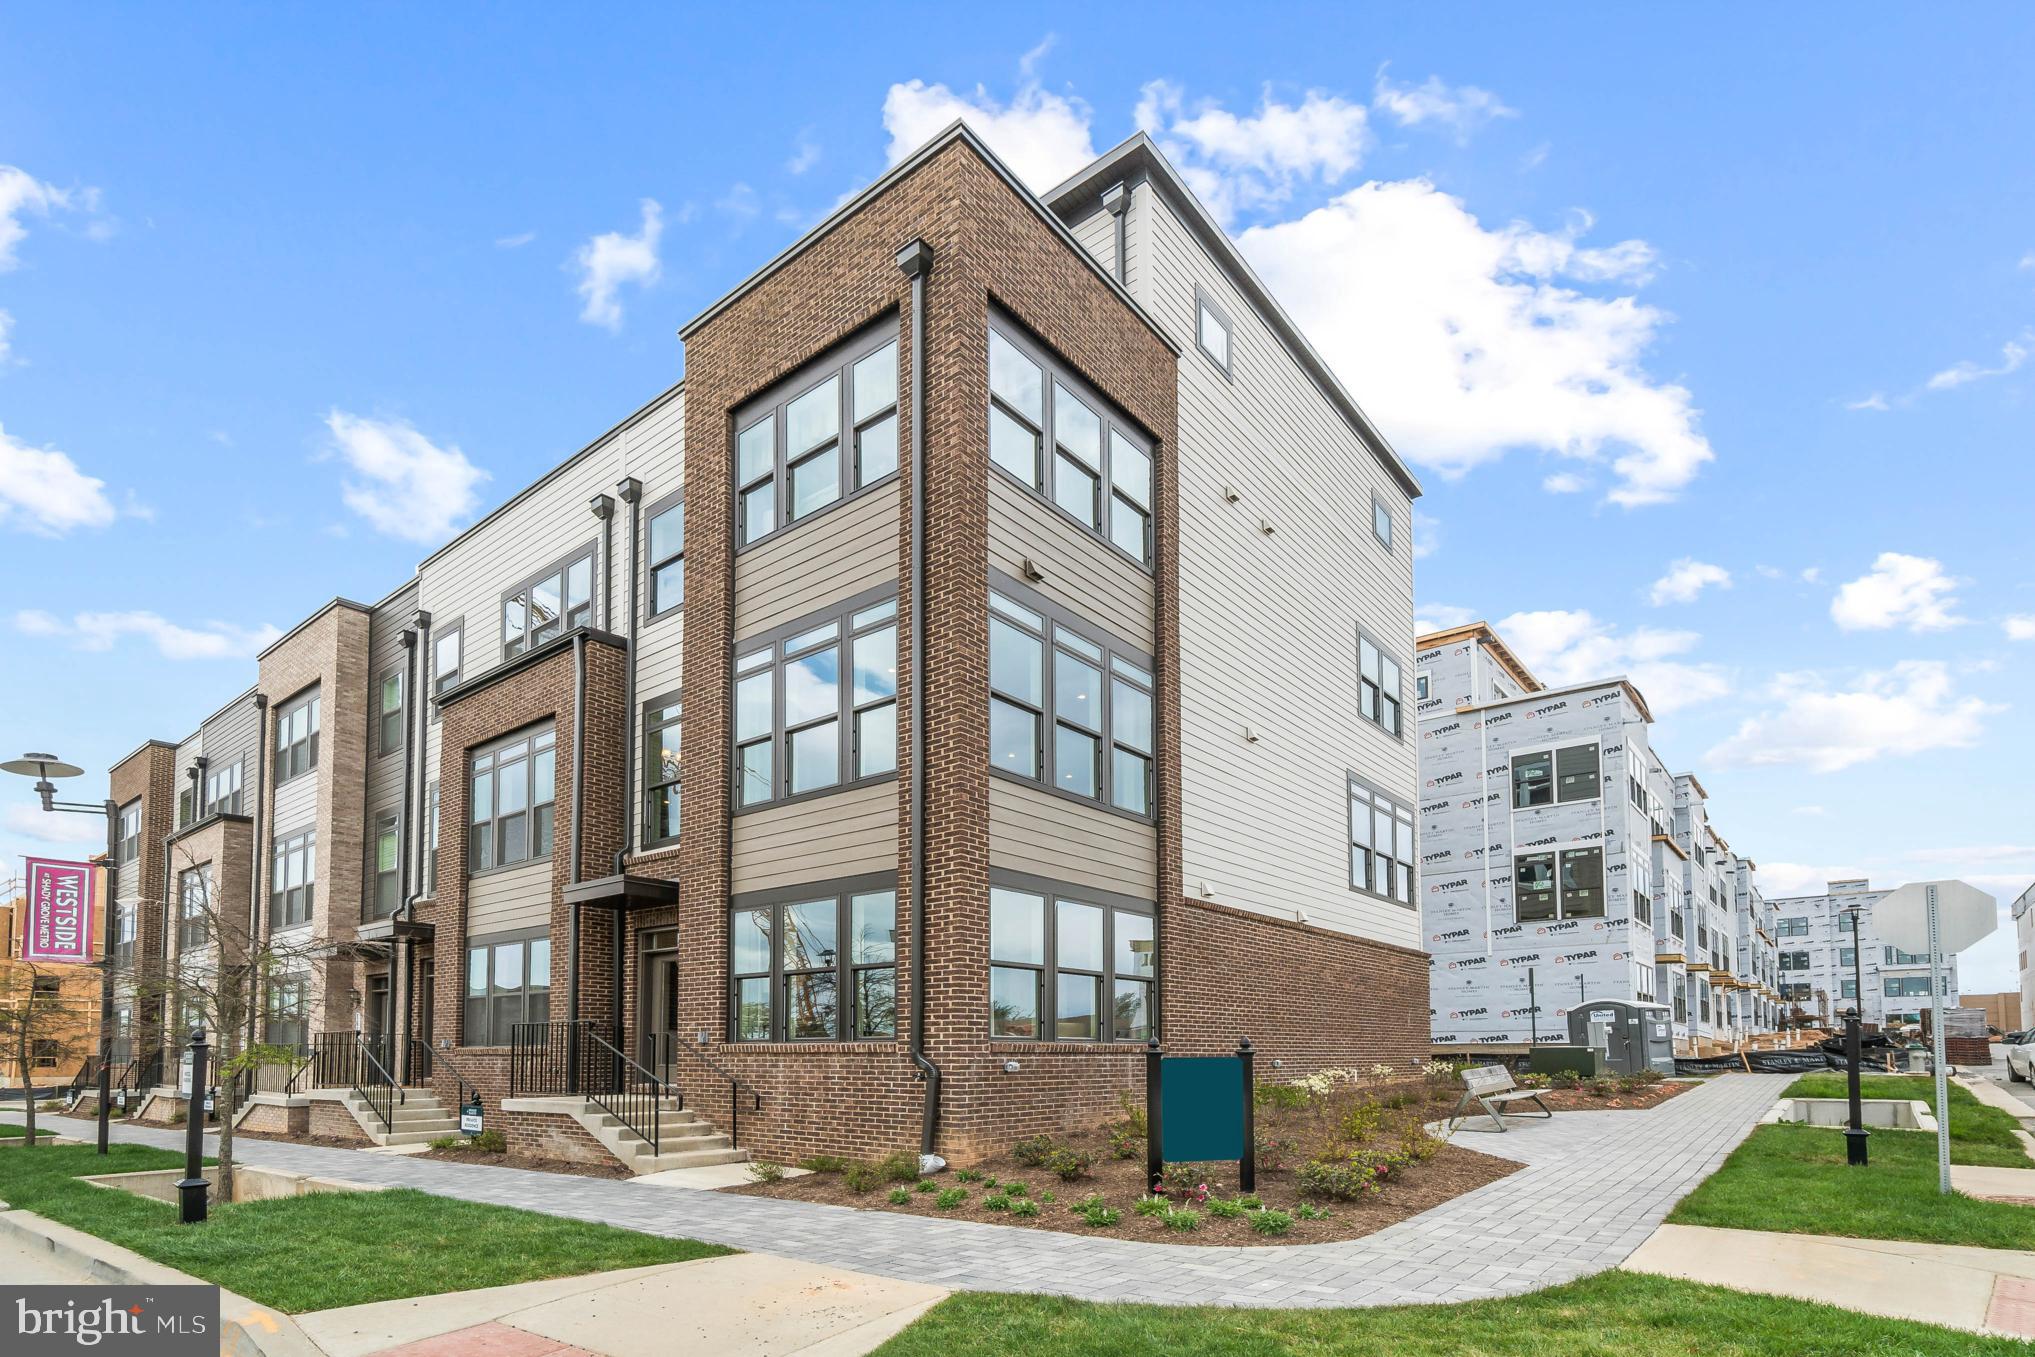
1297,1148,1407,1201
1003,1180,1030,1198
1255,1081,1309,1111
1207,1197,1248,1219
934,1187,969,1210
1010,1198,1041,1218
914,1179,937,1193
428,1135,460,1151
747,1159,788,1183
801,1153,850,1173
1380,1090,1415,1110
1133,1194,1169,1218
983,1176,1000,1189
1071,1194,1120,1227
1295,1202,1332,1221
842,1162,881,1193
1162,1207,1202,1232
1340,1101,1385,1142
877,1149,921,1182
1037,1190,1055,1204
1549,1069,1581,1090
887,1187,911,1205
1161,1162,1214,1201
39,1100,64,1113
1253,1137,1293,1173
1107,1124,1142,1160
1046,1148,1093,1182
1116,1091,1148,1137
1398,1127,1441,1163
1585,1077,1616,1098
1631,1067,1665,1086
1249,1209,1294,1236
1422,1059,1463,1093
955,1167,984,1183
167,1111,187,1126
1233,1193,1263,1210
1011,1134,1057,1167
470,1128,508,1153
983,1192,1012,1212
1517,1071,1552,1088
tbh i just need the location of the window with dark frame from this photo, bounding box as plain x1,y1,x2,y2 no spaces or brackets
433,622,463,699
203,760,243,816
110,902,135,964
987,318,1154,566
271,827,315,928
463,930,551,1046
643,697,681,846
1348,775,1415,904
274,688,320,783
733,594,898,809
987,883,1155,1042
1510,742,1601,808
1372,495,1393,549
468,726,556,872
736,327,900,549
647,494,685,617
987,583,1154,818
369,811,399,919
1513,845,1605,923
502,548,594,660
265,974,308,1051
177,865,211,951
729,885,897,1042
116,800,140,863
1356,628,1403,736
1195,287,1232,376
377,668,404,756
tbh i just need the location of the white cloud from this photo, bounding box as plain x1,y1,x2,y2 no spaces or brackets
786,132,821,176
1236,180,1707,506
1371,69,1517,142
1495,608,1731,712
1830,552,1964,632
0,420,117,536
1926,333,2029,391
1411,509,1439,560
1541,472,1587,494
0,165,91,270
2005,615,2035,641
1757,861,1867,899
495,231,535,249
15,608,281,660
1415,603,1478,637
1649,557,1732,606
1845,392,1890,412
322,410,488,544
715,182,759,226
1791,805,1826,816
1801,566,1822,584
572,199,663,330
1136,81,1372,221
1707,660,1998,773
882,70,1095,192
0,306,12,364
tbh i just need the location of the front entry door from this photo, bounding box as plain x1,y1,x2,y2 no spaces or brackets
639,929,679,1080
365,974,391,1067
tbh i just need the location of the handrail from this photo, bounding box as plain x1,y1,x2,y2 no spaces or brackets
426,1041,483,1113
351,1033,405,1135
509,1019,590,1097
654,1031,762,1149
583,1026,662,1156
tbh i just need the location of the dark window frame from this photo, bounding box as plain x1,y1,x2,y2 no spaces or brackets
273,687,321,785
727,875,898,1043
500,543,597,662
1347,773,1415,906
734,320,902,553
116,800,140,864
1514,844,1606,923
177,864,211,952
985,871,1156,1044
731,586,899,814
1371,493,1393,550
432,617,464,714
642,692,682,848
265,973,309,1051
270,826,316,929
645,488,687,620
463,927,552,1047
368,809,400,920
467,724,557,875
202,759,243,817
1356,626,1405,739
377,665,405,758
986,572,1156,822
1194,284,1234,381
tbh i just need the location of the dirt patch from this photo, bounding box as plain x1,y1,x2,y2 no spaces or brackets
418,1147,635,1180
1529,1079,1693,1113
227,1128,377,1151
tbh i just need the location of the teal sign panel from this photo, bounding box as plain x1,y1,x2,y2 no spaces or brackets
1159,1056,1244,1162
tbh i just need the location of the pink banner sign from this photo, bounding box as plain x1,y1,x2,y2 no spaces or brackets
22,856,98,964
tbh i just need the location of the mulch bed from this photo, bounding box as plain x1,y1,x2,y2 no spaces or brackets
1530,1079,1694,1113
730,1083,1521,1247
418,1146,635,1180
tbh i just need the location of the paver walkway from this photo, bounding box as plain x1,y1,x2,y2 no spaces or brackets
4,1073,1786,1309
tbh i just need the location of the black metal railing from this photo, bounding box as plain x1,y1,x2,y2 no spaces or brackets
644,1030,761,1149
508,1019,591,1097
583,1026,663,1155
428,1042,482,1114
351,1033,404,1134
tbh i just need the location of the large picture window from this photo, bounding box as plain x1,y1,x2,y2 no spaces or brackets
274,687,320,783
502,547,594,660
988,580,1154,818
1511,742,1602,808
1356,628,1403,737
464,930,551,1046
987,318,1154,566
729,883,896,1042
265,974,308,1051
733,592,897,808
1348,776,1415,904
203,760,243,817
271,827,315,928
1514,845,1605,923
643,696,681,847
736,326,900,548
178,865,211,951
647,492,685,617
468,726,556,871
987,881,1154,1042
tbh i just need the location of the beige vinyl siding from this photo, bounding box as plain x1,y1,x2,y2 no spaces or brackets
1068,205,1116,278
987,474,1154,653
732,481,900,642
199,693,261,803
171,733,204,833
272,768,317,838
988,779,1157,900
730,780,898,894
466,860,552,937
1138,181,1419,948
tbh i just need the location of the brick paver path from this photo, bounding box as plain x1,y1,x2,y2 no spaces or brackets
9,1073,1785,1308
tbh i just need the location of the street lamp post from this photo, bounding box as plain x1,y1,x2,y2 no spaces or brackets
1843,902,1869,1167
2,752,120,1156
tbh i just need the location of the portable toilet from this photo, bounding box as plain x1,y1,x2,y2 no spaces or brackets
1567,999,1676,1075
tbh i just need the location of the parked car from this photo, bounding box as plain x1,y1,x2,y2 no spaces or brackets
2004,1036,2035,1082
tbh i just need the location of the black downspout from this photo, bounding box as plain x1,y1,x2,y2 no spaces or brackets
1102,181,1129,284
395,617,426,1081
246,694,268,1062
611,482,640,1076
896,239,940,1158
566,632,587,1091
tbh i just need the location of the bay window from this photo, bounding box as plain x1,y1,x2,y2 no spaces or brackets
729,883,896,1042
468,726,556,871
988,881,1154,1042
736,326,900,548
733,593,897,808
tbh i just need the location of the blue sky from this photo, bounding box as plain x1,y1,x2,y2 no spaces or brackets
3,6,2031,986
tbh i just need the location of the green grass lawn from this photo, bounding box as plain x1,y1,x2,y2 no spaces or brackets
1780,1072,2030,1166
0,1143,730,1312
872,1270,2027,1356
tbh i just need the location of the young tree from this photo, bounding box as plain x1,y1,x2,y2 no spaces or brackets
0,958,93,1148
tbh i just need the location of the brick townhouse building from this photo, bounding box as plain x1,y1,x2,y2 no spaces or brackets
96,123,1426,1170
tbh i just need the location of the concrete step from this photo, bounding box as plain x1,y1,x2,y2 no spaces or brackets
632,1145,751,1172
380,1127,464,1146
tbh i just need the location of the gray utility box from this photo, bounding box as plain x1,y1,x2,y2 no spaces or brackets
1568,1000,1676,1075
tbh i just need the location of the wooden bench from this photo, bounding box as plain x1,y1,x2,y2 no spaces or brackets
1450,1064,1553,1133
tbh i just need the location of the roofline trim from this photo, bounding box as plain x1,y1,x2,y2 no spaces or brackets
1450,673,1654,725
1415,620,1544,693
255,596,373,662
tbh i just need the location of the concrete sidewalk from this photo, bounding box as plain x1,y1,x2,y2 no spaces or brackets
1624,1222,2035,1339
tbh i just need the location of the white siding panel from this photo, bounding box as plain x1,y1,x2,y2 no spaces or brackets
272,771,317,838
987,476,1154,653
468,861,552,937
988,779,1157,900
1068,206,1115,278
733,483,900,642
731,781,899,894
200,697,261,801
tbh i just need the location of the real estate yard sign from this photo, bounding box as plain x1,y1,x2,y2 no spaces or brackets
20,856,98,964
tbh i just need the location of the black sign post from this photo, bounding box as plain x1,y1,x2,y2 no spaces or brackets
1844,1007,1869,1166
1144,1038,1163,1195
175,1027,209,1225
1237,1037,1256,1193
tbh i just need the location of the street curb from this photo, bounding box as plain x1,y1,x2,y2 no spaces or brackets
0,1206,328,1357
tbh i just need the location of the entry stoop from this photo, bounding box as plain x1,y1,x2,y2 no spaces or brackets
502,1094,750,1175
336,1090,461,1146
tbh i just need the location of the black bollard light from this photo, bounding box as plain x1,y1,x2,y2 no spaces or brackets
176,1027,210,1224
1844,1007,1869,1167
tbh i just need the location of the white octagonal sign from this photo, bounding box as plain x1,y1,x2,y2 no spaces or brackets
1874,879,1997,957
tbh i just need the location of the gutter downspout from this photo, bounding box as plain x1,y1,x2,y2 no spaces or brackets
246,694,269,1061
566,632,587,1091
609,481,640,1073
896,239,941,1157
395,618,425,1082
1102,181,1129,284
